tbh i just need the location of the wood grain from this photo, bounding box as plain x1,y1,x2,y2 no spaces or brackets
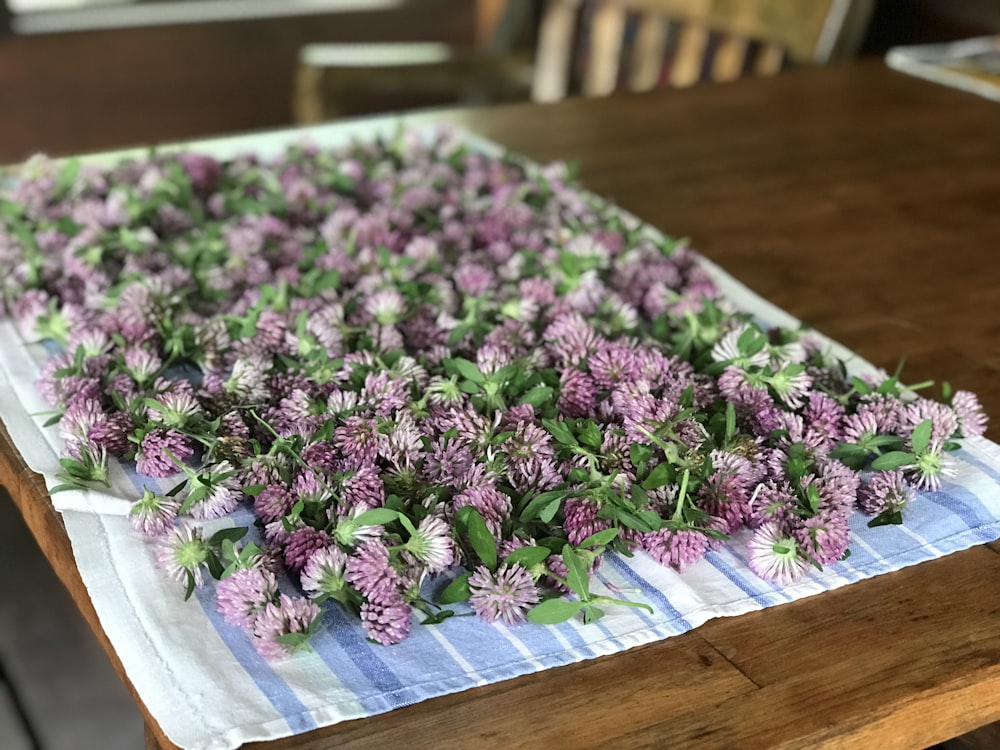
5,58,1000,749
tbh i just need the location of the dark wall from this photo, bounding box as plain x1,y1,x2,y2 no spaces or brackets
862,0,1000,54
0,2,473,162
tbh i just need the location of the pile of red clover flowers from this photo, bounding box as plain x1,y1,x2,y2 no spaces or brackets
0,128,988,657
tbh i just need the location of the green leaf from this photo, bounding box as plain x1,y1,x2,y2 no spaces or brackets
867,509,904,527
641,462,673,490
629,483,649,510
447,323,472,347
578,420,603,450
871,451,915,472
609,507,663,533
458,379,481,395
561,544,591,599
519,490,570,523
577,527,619,549
420,609,455,625
629,443,653,474
444,357,484,384
582,604,605,625
520,386,554,407
54,157,81,197
206,551,225,580
504,546,550,569
724,401,736,442
526,598,584,625
703,528,730,541
183,569,196,601
541,418,578,447
490,363,519,384
166,479,187,497
828,442,870,470
242,484,266,496
209,526,249,546
805,484,821,515
910,418,932,456
850,376,874,396
353,508,401,527
48,483,84,494
868,434,906,450
464,509,497,570
275,632,312,649
143,397,166,413
438,572,472,604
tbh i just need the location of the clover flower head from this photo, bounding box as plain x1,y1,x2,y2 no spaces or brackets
156,523,209,588
641,527,712,571
403,515,454,573
251,594,321,660
284,526,334,575
952,390,988,438
187,460,243,520
906,441,957,492
345,540,400,603
902,398,959,447
136,429,193,479
747,522,809,585
360,593,412,645
468,564,540,625
858,469,915,516
124,347,162,383
300,546,349,601
216,566,279,629
59,397,105,445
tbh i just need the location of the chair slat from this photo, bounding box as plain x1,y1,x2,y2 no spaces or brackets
583,2,627,97
532,0,581,102
670,24,709,88
754,41,784,76
628,12,669,92
711,34,748,82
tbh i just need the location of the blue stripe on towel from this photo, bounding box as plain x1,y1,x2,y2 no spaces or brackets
123,464,318,733
593,569,661,632
954,446,1000,485
924,486,1000,544
704,550,790,607
312,606,416,712
604,554,692,630
193,586,319,734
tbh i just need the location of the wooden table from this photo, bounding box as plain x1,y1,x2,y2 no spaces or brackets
4,57,1000,750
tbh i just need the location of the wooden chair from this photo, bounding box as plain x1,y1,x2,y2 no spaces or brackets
294,0,536,123
531,0,876,101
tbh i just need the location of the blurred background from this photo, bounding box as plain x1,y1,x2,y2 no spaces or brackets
2,1,1000,749
0,0,999,164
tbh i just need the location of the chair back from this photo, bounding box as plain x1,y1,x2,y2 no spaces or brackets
531,0,875,101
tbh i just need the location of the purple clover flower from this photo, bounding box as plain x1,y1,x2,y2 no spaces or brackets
251,594,321,660
468,564,540,625
136,429,193,479
216,566,278,629
360,593,412,645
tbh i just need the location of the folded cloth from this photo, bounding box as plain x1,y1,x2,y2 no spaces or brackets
2,122,1000,750
886,36,1000,102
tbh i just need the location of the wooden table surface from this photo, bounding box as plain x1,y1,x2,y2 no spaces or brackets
4,57,1000,750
